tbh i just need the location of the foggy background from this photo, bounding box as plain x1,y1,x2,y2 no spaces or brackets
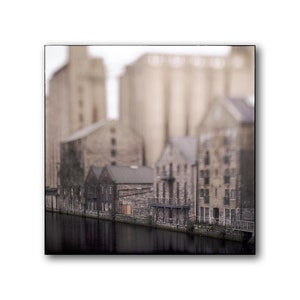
45,45,231,119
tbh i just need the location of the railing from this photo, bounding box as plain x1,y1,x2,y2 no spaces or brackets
233,220,255,232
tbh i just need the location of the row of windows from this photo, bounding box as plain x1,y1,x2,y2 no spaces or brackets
156,182,188,199
199,207,236,222
199,168,236,178
86,186,113,195
199,189,236,200
156,164,188,175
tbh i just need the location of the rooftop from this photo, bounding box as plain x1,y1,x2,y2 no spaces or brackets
106,165,153,184
169,136,197,162
62,119,109,142
225,96,255,123
91,166,103,179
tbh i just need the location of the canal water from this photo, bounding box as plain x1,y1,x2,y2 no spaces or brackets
45,212,254,254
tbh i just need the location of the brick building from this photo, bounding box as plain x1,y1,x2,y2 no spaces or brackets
150,137,198,229
197,96,254,230
84,165,153,219
59,119,144,188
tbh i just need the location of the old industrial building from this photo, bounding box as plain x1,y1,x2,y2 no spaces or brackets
150,137,198,228
46,46,106,190
119,46,254,166
59,119,144,204
84,165,153,220
197,96,254,230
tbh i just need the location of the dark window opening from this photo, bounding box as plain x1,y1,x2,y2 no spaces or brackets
111,149,116,157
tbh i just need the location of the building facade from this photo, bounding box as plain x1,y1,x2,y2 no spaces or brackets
84,165,153,220
119,46,255,166
197,97,255,230
46,46,106,189
58,119,144,208
150,137,198,229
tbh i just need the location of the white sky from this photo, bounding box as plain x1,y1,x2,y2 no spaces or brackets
45,45,231,119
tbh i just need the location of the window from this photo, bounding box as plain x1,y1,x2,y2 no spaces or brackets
231,190,236,199
215,169,218,177
205,208,209,222
204,189,209,203
224,135,231,146
111,149,116,157
176,182,180,200
162,183,165,199
231,209,236,223
177,165,180,174
231,150,236,162
184,164,187,173
199,189,204,197
156,183,159,198
200,207,204,222
204,170,210,185
225,209,230,225
184,182,187,201
200,170,204,178
224,169,230,184
204,151,210,165
215,188,217,197
231,168,236,177
111,161,116,166
224,189,230,205
111,127,116,134
111,138,116,146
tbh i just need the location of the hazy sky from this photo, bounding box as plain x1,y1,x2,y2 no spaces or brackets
45,45,231,119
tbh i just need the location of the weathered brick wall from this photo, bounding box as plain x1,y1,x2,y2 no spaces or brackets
84,120,143,176
197,100,254,226
116,184,153,218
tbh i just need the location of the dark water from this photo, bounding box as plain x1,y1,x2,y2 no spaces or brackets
45,212,254,254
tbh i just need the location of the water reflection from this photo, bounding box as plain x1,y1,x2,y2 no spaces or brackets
45,212,254,254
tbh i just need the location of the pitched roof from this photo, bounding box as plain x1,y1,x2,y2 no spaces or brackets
224,97,254,123
106,165,153,184
62,119,108,142
91,166,103,179
169,136,197,162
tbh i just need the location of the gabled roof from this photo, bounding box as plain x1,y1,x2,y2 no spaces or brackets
169,136,197,162
105,165,153,184
62,119,108,142
224,97,254,124
91,166,103,179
